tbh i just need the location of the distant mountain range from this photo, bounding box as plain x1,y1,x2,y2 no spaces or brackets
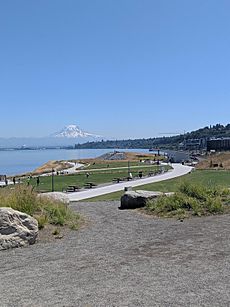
0,124,103,148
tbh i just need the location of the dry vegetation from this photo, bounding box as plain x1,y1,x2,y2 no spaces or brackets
0,186,82,233
197,152,230,170
32,160,73,175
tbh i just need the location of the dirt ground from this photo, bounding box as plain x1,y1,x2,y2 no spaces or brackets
1,201,230,306
197,151,230,169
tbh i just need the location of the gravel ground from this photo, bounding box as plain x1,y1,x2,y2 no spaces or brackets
1,201,230,307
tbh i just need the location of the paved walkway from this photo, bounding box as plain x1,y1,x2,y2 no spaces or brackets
48,163,193,202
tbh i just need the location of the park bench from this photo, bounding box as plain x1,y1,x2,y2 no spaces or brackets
120,177,132,181
112,178,123,183
84,182,97,189
65,185,80,193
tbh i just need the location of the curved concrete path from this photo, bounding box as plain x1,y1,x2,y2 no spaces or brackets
48,163,193,202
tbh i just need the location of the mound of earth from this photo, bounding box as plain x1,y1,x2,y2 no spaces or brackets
32,160,72,175
97,151,159,161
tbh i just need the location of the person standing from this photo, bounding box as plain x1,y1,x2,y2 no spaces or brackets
13,177,16,185
36,176,40,186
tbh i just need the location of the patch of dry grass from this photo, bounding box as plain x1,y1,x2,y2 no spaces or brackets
197,152,230,170
0,186,82,230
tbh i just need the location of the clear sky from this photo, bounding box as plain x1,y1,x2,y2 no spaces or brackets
1,0,230,139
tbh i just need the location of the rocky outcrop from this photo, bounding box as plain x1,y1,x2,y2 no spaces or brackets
120,190,174,210
0,207,38,250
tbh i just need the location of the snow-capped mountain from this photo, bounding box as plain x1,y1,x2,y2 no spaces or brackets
0,125,104,148
52,124,101,138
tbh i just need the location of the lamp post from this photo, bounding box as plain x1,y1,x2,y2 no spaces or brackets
128,161,130,179
51,168,54,192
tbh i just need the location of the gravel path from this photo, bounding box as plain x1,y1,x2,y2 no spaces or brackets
1,201,230,306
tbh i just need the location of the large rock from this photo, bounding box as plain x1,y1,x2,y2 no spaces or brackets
0,207,38,250
120,190,174,209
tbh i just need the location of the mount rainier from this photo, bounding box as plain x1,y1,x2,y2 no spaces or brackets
0,125,103,148
52,125,101,138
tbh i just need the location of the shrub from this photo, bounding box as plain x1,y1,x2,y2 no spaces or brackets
36,214,48,229
204,197,223,214
179,182,207,201
0,186,81,229
145,182,228,218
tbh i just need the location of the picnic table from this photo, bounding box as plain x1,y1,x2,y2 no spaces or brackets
84,182,97,189
112,178,123,183
65,185,80,192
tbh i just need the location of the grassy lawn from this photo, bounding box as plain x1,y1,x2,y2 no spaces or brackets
88,170,230,201
80,160,165,170
84,161,142,169
26,165,168,192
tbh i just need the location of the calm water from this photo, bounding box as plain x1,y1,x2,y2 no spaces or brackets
0,148,150,176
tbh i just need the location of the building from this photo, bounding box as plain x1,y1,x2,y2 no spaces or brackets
207,138,230,151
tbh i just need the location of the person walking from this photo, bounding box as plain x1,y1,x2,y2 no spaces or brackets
36,176,40,186
13,177,16,185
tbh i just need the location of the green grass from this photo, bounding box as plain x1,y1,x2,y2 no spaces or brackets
80,155,166,170
84,161,143,169
88,170,230,201
145,182,230,218
0,186,81,229
25,165,169,192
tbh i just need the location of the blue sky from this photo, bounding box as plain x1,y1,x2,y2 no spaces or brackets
1,0,230,139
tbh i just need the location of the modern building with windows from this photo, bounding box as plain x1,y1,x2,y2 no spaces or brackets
207,138,230,151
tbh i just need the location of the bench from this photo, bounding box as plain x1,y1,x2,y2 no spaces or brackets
65,185,80,193
84,182,97,189
112,178,123,183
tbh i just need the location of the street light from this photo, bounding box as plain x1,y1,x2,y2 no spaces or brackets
51,168,55,192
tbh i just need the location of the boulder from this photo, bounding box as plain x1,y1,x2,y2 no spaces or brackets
120,190,174,210
0,207,38,250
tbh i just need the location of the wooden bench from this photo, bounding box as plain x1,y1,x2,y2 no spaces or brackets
84,182,97,189
65,185,80,192
112,178,123,183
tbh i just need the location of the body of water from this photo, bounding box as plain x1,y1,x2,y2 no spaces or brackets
0,148,151,176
